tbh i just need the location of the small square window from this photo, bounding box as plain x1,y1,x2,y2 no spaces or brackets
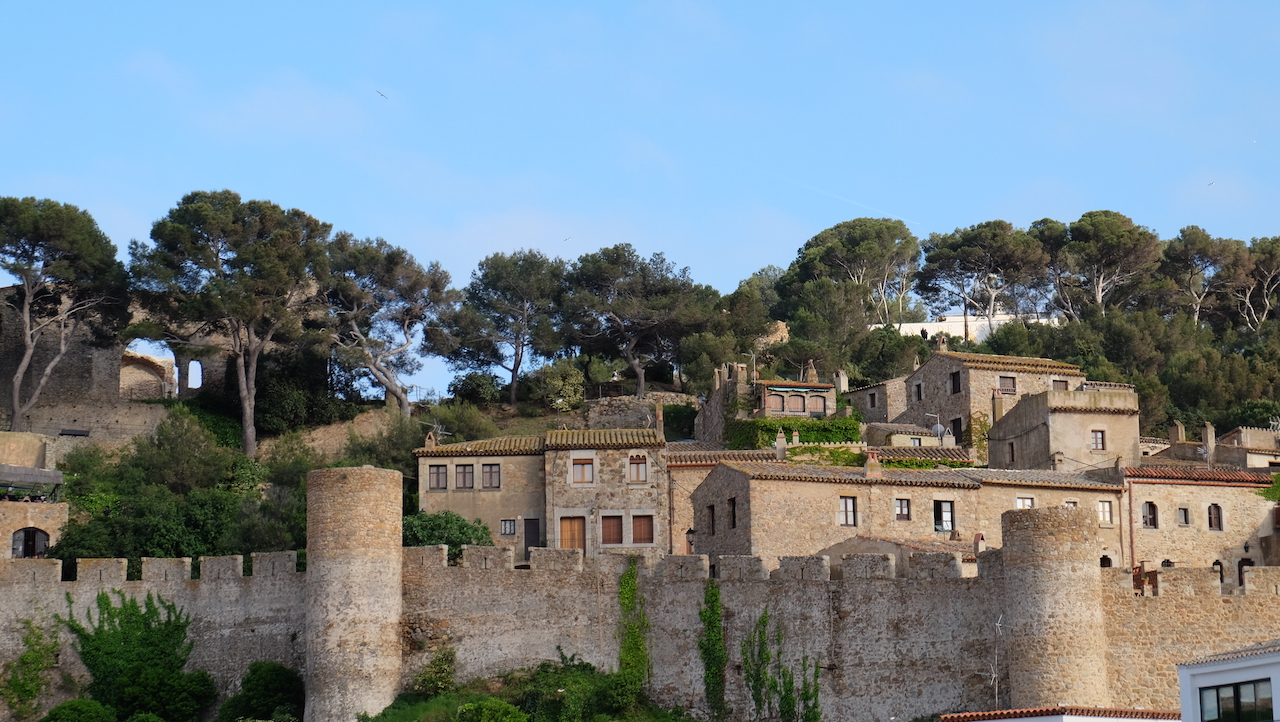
456,464,474,489
869,392,877,409
602,515,623,545
482,464,501,489
1064,500,1078,508
895,498,911,521
910,437,922,447
1177,507,1190,526
428,465,447,490
1091,430,1106,451
1053,379,1069,391
500,519,516,536
914,383,923,401
998,376,1016,392
934,500,954,532
1016,497,1035,509
632,515,654,544
840,496,857,526
572,459,594,484
729,497,737,529
1098,500,1113,524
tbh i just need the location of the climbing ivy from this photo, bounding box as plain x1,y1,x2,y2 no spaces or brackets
741,608,822,722
613,556,650,711
0,617,59,720
698,579,729,720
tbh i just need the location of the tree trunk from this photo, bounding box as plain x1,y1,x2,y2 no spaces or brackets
236,351,258,459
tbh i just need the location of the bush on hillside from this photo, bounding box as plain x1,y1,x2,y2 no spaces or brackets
724,415,862,450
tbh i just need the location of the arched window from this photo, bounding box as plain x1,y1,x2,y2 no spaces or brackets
1212,560,1224,584
1100,556,1113,568
1142,502,1158,529
187,360,203,389
1239,558,1255,587
10,528,50,559
1208,504,1223,531
786,395,805,412
767,394,784,412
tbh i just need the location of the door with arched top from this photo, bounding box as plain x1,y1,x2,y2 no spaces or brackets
11,528,50,558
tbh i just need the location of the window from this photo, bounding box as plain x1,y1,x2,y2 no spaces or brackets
1142,501,1158,529
895,498,911,521
950,371,962,394
707,505,716,535
456,464,474,489
629,455,648,483
1213,560,1224,584
572,459,594,484
768,394,785,412
1016,497,1035,509
632,515,654,544
1053,379,1069,391
1091,430,1106,451
787,395,805,412
934,500,954,532
1007,442,1015,464
1178,507,1191,526
728,497,737,529
1199,678,1272,721
601,515,623,545
10,528,49,558
1100,555,1113,568
1098,500,1113,524
998,376,1016,392
1209,503,1223,531
869,392,877,408
1161,559,1174,568
482,464,501,489
428,465,447,490
951,417,963,440
910,437,922,447
500,519,516,536
840,497,857,526
560,516,586,550
1064,500,1078,508
914,383,923,401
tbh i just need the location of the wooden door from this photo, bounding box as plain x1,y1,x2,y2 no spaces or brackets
523,518,540,561
560,516,586,551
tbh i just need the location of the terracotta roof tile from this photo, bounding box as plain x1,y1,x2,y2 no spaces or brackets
847,376,907,393
546,428,665,449
966,468,1120,490
935,351,1086,375
666,441,724,452
1139,437,1171,445
1124,466,1273,484
414,435,545,457
1183,637,1280,666
667,450,780,466
866,423,935,435
757,379,835,390
718,461,980,489
939,707,1180,721
869,446,973,462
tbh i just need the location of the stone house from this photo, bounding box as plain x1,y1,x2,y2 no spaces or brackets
846,376,908,424
1,499,67,559
986,383,1141,472
690,459,1278,577
863,422,944,448
1178,638,1280,722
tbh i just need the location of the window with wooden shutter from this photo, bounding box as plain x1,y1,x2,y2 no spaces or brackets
601,516,623,545
1208,504,1223,531
572,459,594,484
629,455,647,483
560,516,586,550
632,515,654,544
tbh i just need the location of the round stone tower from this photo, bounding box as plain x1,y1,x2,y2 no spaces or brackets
304,466,403,722
1001,506,1109,710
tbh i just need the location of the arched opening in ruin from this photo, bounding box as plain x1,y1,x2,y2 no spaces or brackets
11,527,49,559
1212,560,1224,583
1099,555,1112,568
1239,558,1255,586
188,360,203,390
1160,559,1174,568
121,340,177,399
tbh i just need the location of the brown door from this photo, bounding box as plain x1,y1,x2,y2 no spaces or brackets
560,516,586,551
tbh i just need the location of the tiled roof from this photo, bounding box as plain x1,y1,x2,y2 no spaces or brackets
866,423,935,435
869,446,972,462
667,450,779,466
1124,466,1273,484
847,376,906,393
414,436,546,457
935,351,1085,375
853,536,976,560
965,468,1121,490
0,464,63,486
1139,437,1171,445
1183,637,1280,666
717,461,980,489
546,428,665,449
939,707,1180,721
666,441,723,452
757,378,835,390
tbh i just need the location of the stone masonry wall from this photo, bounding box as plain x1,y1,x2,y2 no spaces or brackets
586,393,696,430
0,502,68,559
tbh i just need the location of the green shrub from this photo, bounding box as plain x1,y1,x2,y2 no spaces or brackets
0,617,59,720
214,661,304,722
426,403,500,443
527,360,585,411
454,697,528,722
448,373,503,408
403,511,493,563
410,646,457,698
662,404,697,441
36,699,115,722
59,591,216,722
125,714,167,722
724,416,862,450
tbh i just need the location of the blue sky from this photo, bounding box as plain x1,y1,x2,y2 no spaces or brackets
4,1,1280,395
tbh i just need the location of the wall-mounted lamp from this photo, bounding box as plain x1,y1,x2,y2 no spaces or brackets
1245,541,1251,553
685,528,695,552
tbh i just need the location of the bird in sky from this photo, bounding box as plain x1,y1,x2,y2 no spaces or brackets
1208,182,1216,186
563,237,572,242
377,90,388,100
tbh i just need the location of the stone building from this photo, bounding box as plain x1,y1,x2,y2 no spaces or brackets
863,422,945,447
1,500,67,559
846,376,909,424
986,383,1141,472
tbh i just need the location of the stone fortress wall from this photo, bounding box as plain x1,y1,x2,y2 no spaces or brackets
5,488,1280,722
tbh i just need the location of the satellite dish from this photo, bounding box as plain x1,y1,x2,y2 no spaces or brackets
933,423,947,439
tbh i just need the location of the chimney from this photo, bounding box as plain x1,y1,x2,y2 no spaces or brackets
937,336,949,353
1204,422,1216,469
1051,451,1065,471
834,369,849,393
423,432,436,450
655,405,665,439
864,450,883,479
1170,420,1185,443
803,359,819,384
913,354,920,371
991,392,1007,423
774,429,787,461
791,430,800,445
973,533,986,556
